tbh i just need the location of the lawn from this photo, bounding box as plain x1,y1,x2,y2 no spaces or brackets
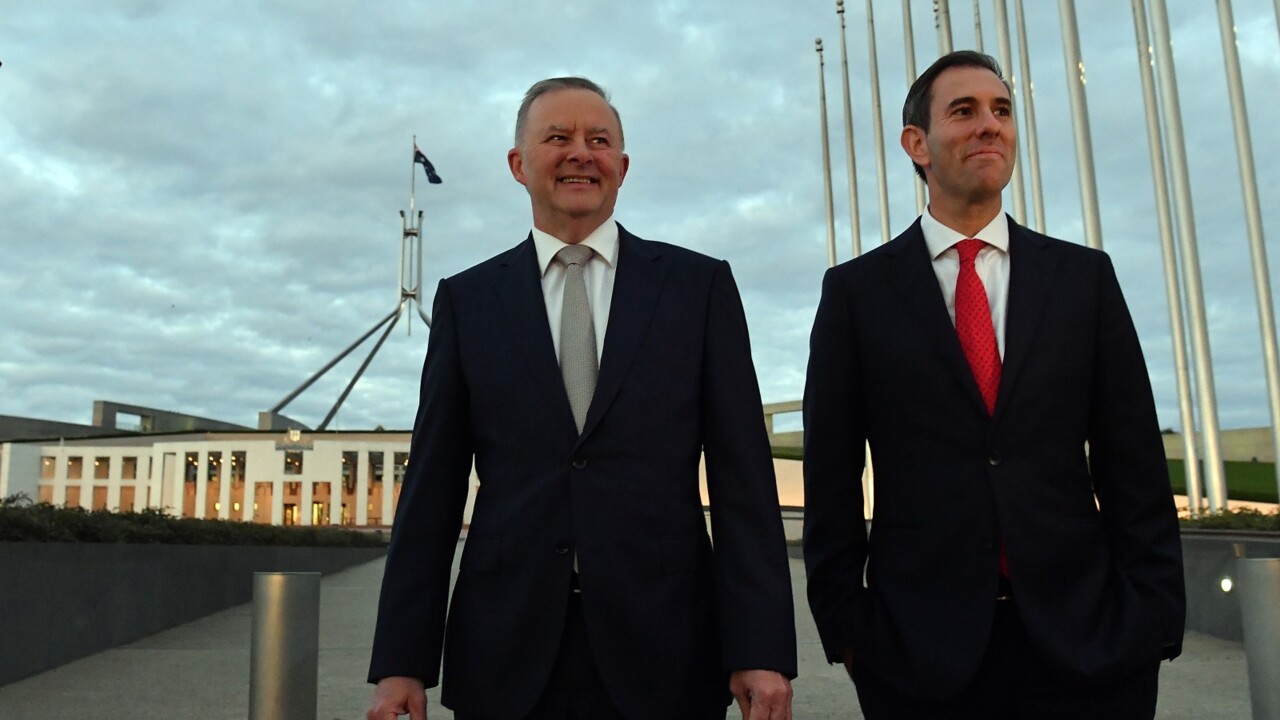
1168,459,1278,504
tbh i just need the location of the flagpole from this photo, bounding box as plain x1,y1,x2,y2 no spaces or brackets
863,0,891,246
818,38,838,269
935,0,954,55
1215,0,1280,505
1015,0,1046,232
1057,0,1103,250
973,0,984,52
410,135,417,214
902,0,925,216
836,0,863,258
1149,0,1227,512
1131,0,1202,515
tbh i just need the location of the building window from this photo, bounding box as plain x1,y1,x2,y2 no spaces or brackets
393,452,409,485
368,452,384,490
341,451,358,493
185,453,199,483
207,452,222,482
122,457,138,480
67,457,83,480
284,451,303,475
93,457,110,480
40,457,55,480
231,451,246,484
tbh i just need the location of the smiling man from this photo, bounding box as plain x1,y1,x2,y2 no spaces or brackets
366,77,796,720
802,51,1185,718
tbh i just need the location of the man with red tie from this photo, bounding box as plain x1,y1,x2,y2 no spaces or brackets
802,51,1184,718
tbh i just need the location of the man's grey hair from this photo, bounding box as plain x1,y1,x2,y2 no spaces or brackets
513,76,625,150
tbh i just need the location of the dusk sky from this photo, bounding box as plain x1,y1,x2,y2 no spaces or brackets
3,1,1278,435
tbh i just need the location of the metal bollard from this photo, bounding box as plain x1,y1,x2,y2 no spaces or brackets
249,572,321,720
1237,558,1280,720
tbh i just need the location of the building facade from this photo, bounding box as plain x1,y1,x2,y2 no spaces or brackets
0,429,479,528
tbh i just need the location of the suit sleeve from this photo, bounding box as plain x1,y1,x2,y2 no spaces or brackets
1087,255,1186,659
700,260,798,678
368,279,475,685
802,267,870,663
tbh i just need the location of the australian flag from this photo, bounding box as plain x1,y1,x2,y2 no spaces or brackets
414,143,443,184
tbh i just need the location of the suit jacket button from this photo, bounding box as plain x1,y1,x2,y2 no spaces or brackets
988,452,1002,466
554,542,571,555
571,458,587,470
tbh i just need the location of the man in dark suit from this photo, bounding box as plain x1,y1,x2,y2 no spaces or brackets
366,77,796,720
802,51,1185,718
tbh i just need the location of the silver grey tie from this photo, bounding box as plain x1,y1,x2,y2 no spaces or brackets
556,244,598,433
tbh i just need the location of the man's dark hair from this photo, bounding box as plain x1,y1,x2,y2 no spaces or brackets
513,76,625,151
902,51,1008,181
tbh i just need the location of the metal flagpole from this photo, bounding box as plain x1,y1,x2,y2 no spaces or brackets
935,0,954,54
1216,0,1280,503
1056,0,1102,250
818,39,838,268
836,1,863,258
1149,0,1228,512
903,0,926,216
973,0,984,52
993,0,1027,226
1131,0,1203,515
1014,0,1046,232
865,0,892,245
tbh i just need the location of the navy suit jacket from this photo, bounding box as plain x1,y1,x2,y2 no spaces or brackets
370,225,797,719
802,217,1185,699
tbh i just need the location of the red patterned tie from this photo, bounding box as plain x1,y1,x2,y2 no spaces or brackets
954,239,1001,414
954,238,1010,577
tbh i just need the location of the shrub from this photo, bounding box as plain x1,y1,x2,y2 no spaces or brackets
1180,507,1280,532
0,494,387,546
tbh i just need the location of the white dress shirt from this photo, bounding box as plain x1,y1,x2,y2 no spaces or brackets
920,208,1010,357
532,218,618,363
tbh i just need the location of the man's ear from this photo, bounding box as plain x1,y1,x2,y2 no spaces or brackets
900,125,929,172
508,147,527,187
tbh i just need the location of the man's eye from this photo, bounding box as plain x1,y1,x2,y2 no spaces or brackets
591,137,609,145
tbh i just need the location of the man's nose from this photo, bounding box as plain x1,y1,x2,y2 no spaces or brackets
565,137,593,161
977,108,1004,134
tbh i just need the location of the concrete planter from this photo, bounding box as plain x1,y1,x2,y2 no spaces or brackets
1181,531,1280,642
0,542,386,687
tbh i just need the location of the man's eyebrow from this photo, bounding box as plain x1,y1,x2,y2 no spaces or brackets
943,95,1012,111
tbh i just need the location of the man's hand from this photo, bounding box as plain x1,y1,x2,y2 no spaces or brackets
729,669,793,720
366,676,427,720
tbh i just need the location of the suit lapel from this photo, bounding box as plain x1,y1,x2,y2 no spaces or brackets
995,218,1056,421
497,236,577,428
885,221,990,414
577,226,667,442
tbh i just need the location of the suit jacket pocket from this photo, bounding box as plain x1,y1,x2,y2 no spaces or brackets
460,537,502,573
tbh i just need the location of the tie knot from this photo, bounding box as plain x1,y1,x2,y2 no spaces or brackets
955,238,985,264
556,244,594,268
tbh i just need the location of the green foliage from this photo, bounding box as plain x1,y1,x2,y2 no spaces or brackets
1168,459,1279,504
1180,507,1280,532
0,494,387,546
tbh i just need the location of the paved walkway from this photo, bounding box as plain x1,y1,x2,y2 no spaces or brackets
0,551,1254,719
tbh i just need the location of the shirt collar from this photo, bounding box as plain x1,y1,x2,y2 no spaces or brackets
921,207,1010,260
533,218,619,276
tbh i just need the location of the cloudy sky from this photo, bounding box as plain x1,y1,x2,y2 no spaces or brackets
2,1,1278,435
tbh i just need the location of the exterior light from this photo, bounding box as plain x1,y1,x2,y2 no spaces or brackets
1221,576,1234,593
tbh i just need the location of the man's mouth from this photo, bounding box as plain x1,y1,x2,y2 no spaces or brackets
559,176,597,184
